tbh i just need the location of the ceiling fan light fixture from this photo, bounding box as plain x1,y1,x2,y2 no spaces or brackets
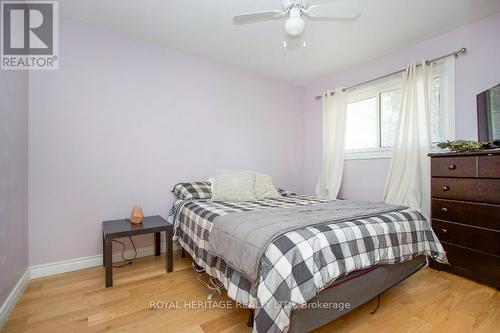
233,1,361,38
285,16,305,36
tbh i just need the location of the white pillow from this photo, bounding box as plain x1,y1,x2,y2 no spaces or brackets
255,172,280,199
211,170,256,202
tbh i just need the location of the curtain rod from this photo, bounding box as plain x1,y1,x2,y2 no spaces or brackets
314,47,467,100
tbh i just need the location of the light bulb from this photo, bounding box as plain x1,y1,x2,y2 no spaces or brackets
285,16,305,36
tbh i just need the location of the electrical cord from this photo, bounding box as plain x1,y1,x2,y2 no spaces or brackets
194,264,225,300
111,236,137,267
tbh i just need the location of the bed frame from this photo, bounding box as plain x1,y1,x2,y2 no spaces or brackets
246,256,427,332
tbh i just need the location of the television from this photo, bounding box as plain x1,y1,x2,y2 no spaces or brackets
477,83,500,142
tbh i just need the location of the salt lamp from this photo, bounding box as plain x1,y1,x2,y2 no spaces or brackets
129,205,144,224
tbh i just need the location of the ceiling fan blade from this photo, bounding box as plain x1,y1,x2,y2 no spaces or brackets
304,3,362,20
233,10,284,24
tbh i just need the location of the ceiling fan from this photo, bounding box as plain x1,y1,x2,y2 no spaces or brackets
233,0,362,37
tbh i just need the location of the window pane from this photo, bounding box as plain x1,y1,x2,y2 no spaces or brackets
380,89,403,147
345,97,378,150
430,77,441,143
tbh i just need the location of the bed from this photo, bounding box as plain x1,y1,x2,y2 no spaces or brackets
168,194,447,333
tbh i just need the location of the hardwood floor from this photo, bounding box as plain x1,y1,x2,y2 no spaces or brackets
2,251,499,333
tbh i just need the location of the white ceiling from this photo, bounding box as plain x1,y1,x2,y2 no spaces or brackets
61,0,500,85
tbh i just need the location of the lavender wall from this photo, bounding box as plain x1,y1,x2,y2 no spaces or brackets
0,70,29,304
303,13,500,199
28,19,305,265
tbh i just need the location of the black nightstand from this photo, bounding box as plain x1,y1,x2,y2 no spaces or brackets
102,215,173,287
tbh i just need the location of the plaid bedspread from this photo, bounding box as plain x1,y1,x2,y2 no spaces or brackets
168,195,447,333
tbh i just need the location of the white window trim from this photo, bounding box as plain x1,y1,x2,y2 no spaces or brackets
345,147,392,160
345,60,456,160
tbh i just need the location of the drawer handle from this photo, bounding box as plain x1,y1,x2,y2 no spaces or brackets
440,228,448,234
441,207,448,213
448,164,456,170
442,186,450,192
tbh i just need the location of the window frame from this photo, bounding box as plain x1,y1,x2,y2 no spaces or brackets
344,63,455,160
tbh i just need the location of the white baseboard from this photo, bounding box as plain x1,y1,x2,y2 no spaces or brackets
1,242,181,326
0,268,30,330
29,255,103,279
29,242,180,279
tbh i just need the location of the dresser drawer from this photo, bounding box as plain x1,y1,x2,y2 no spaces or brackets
432,219,500,255
431,156,477,178
430,243,500,288
478,154,500,178
431,178,500,204
431,199,500,231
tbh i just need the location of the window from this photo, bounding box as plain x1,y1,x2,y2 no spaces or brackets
380,89,403,147
344,62,455,160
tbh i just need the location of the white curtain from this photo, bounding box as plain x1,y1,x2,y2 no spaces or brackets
439,56,456,141
384,61,432,219
316,88,348,199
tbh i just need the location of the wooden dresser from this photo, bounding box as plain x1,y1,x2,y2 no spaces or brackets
428,149,500,288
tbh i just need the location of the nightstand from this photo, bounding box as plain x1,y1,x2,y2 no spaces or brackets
102,215,173,287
